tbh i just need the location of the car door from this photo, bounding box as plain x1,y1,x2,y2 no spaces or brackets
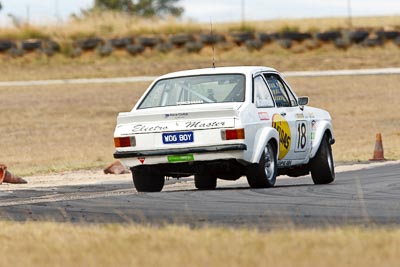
263,73,311,163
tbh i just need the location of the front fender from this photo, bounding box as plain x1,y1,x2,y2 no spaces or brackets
250,127,280,163
310,119,335,159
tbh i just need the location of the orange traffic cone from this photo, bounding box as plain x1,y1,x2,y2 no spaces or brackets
0,164,27,184
104,161,130,175
0,164,6,184
370,133,386,161
4,170,27,184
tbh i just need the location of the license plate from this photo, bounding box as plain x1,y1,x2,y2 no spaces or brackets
162,131,194,144
168,154,194,162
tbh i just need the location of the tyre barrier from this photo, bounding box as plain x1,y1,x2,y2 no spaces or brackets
316,31,342,42
334,38,351,49
97,43,113,57
199,33,225,45
139,36,160,48
376,30,399,40
362,37,383,47
126,44,145,55
280,32,312,42
257,33,273,43
245,39,263,51
348,30,370,44
21,39,42,51
42,47,56,57
76,37,103,51
2,28,400,58
7,47,25,57
230,32,254,45
40,40,61,57
170,34,194,47
45,40,61,52
109,37,133,48
279,39,292,49
268,32,281,40
394,36,400,46
185,41,203,53
155,42,173,53
0,40,15,52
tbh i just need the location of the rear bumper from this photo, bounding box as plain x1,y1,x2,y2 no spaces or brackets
114,144,247,159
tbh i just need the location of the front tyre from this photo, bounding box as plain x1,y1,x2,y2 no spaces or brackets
194,175,217,190
132,167,165,192
246,142,277,188
310,134,335,184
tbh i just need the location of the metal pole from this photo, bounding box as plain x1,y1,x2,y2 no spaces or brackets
55,0,60,22
241,0,245,28
26,5,30,26
347,0,352,29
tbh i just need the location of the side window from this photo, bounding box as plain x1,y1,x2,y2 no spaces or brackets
254,76,274,108
264,74,297,107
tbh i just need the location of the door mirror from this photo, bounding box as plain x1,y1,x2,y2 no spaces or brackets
298,96,309,106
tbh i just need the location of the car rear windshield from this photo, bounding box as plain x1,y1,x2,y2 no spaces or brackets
138,74,245,109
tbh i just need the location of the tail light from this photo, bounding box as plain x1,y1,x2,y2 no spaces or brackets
221,128,245,140
114,136,136,147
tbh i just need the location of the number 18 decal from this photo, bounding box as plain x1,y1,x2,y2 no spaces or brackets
295,121,308,152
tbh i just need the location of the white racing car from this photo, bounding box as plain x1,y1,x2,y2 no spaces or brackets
113,66,335,192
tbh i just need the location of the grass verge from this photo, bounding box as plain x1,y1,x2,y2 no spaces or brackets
0,222,399,267
0,82,146,175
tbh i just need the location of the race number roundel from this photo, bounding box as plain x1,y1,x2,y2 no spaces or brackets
272,114,291,159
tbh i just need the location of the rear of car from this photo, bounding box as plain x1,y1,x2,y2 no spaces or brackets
114,70,254,191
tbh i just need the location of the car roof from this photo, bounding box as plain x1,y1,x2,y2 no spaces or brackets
157,66,278,79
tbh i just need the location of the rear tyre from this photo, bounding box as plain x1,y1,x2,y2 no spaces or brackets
246,142,277,188
194,175,217,190
132,167,165,192
310,134,335,184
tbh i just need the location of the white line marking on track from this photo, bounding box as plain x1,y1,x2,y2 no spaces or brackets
0,189,137,207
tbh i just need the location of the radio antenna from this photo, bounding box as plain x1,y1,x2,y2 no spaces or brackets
210,19,216,68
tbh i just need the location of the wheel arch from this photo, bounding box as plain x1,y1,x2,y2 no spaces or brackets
310,120,335,159
250,127,280,163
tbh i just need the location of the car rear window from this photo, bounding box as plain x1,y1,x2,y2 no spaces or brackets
138,74,245,109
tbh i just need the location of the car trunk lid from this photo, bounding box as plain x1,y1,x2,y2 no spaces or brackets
116,104,241,135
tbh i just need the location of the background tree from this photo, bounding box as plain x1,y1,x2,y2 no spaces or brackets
92,0,183,17
0,2,2,12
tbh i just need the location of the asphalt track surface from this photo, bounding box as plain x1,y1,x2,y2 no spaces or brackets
1,163,399,229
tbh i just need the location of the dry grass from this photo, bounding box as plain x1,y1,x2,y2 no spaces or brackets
0,83,147,175
0,75,399,175
2,13,400,41
60,13,400,37
244,15,400,32
0,222,399,267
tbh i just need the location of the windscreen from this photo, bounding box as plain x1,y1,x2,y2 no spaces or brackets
138,74,245,109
